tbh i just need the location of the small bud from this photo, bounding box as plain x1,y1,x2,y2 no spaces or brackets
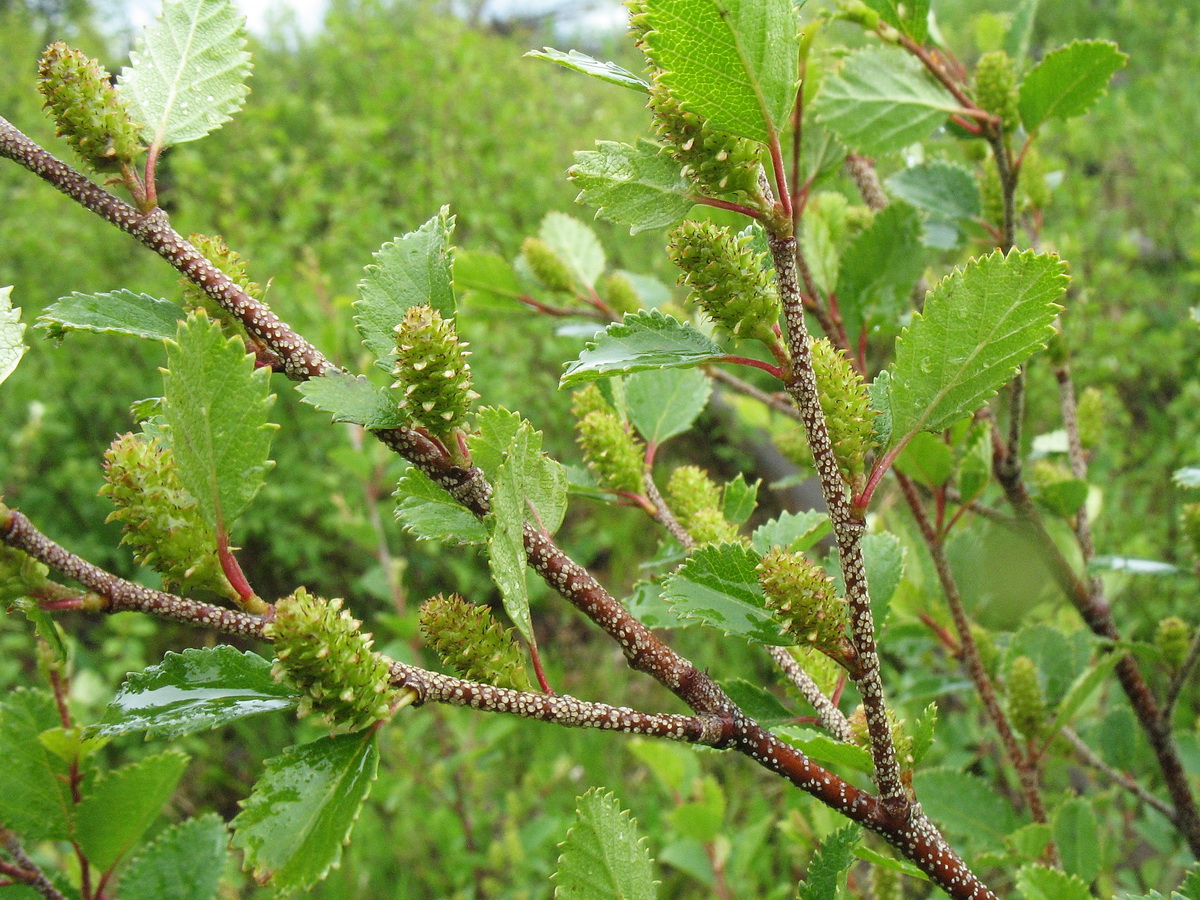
100,433,236,599
392,306,478,436
667,220,781,344
1183,503,1200,562
266,588,397,731
848,705,911,770
0,544,55,605
1075,386,1106,450
37,42,142,172
973,51,1020,132
600,272,641,316
1028,458,1074,493
520,237,576,293
576,410,646,495
180,233,264,321
1156,617,1192,671
757,548,849,656
1006,655,1047,742
837,0,881,29
648,83,764,202
810,337,877,486
665,466,740,546
419,594,532,692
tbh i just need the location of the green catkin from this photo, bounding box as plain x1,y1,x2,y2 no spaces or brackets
600,272,642,316
1006,655,1048,741
37,42,142,172
973,51,1020,132
809,337,877,484
1074,386,1106,450
180,233,264,314
665,466,740,545
100,433,236,599
267,588,397,731
667,220,781,344
392,306,478,436
757,548,849,655
419,594,532,692
575,410,646,495
1156,617,1191,671
570,384,615,422
520,237,576,293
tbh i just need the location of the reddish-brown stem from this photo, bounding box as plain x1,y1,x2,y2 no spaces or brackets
768,131,792,220
528,639,554,694
692,194,763,219
142,142,161,211
518,293,606,320
718,354,783,380
217,528,261,611
0,833,68,900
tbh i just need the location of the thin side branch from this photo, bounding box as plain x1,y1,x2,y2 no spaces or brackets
1062,727,1177,821
769,646,853,742
1,832,68,900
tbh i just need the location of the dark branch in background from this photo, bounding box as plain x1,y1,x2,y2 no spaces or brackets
1061,727,1177,821
1,831,68,900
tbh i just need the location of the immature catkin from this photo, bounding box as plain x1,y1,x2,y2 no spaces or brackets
521,238,576,293
37,42,142,172
809,337,877,484
1006,655,1048,741
267,588,397,731
420,594,532,691
1156,616,1192,671
180,233,264,320
973,51,1020,132
570,383,615,422
600,272,642,316
757,548,848,655
392,306,478,435
665,466,740,545
575,410,646,495
667,220,781,344
101,433,236,599
1074,386,1107,449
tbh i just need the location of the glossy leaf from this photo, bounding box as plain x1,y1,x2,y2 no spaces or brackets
394,466,489,544
885,161,981,223
662,543,791,645
93,647,299,739
554,788,656,900
356,208,456,370
0,690,73,840
560,311,724,387
835,203,925,340
721,473,760,525
296,371,405,429
119,813,228,900
798,824,860,900
640,0,798,144
1173,467,1200,490
1018,40,1128,132
119,0,251,147
76,750,189,871
625,367,712,444
163,313,277,529
526,48,649,92
1015,864,1092,900
1088,556,1183,576
540,212,605,291
477,408,567,534
1053,797,1100,882
750,510,831,554
813,47,961,156
37,290,184,342
232,730,380,895
774,727,874,774
886,250,1067,448
570,140,696,234
0,285,26,386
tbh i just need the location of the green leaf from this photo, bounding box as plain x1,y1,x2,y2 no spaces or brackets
1034,477,1088,518
812,47,962,156
894,431,954,488
163,312,277,530
1179,868,1200,899
1042,654,1121,737
394,466,489,545
912,768,1019,851
93,647,299,740
37,290,184,342
540,212,605,291
1088,556,1183,576
1004,0,1039,62
1173,468,1200,490
910,702,938,765
885,161,981,223
560,311,724,387
721,474,760,525
862,0,928,43
886,250,1067,448
525,48,649,93
119,0,251,147
834,203,925,340
76,750,189,871
0,690,73,840
668,776,725,844
570,140,696,235
853,845,928,882
750,510,831,554
0,286,26,387
356,208,456,370
478,409,567,534
8,598,68,662
1016,864,1092,900
625,367,712,444
1053,797,1099,882
453,249,521,309
119,814,228,900
554,788,656,900
296,371,405,429
719,677,795,726
640,0,798,144
1018,40,1128,132
231,730,379,895
1006,823,1052,862
662,543,791,645
774,727,874,774
1008,625,1089,706
798,824,860,900
827,533,904,626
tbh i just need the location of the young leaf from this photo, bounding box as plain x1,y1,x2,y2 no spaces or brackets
1018,40,1128,133
570,140,696,234
835,203,925,340
75,750,189,871
721,473,760,525
231,730,380,895
885,161,982,223
296,371,405,429
798,824,861,900
640,0,799,144
356,208,456,370
0,690,73,841
119,0,251,148
119,813,228,900
1015,864,1092,900
813,47,961,156
910,702,938,765
554,788,656,900
862,0,929,43
92,647,299,740
774,728,874,774
719,677,795,726
750,510,831,555
0,285,27,387
560,311,724,387
540,212,605,291
624,367,712,444
662,543,792,645
394,467,489,545
163,312,277,530
1053,797,1100,882
479,410,568,534
37,290,184,342
885,250,1067,448
525,48,650,93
